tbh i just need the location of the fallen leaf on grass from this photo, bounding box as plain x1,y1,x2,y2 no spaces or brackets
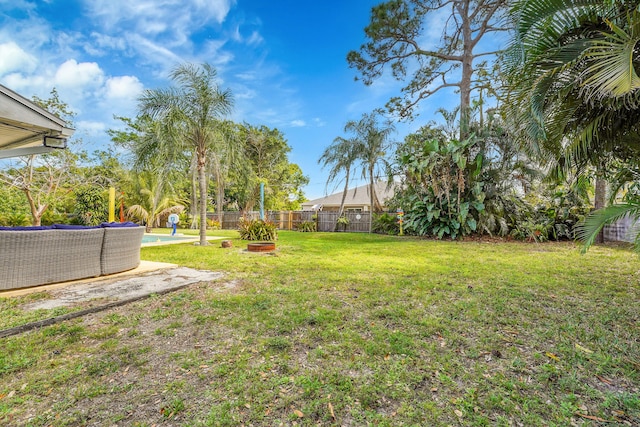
575,412,607,422
574,343,593,354
596,375,612,385
328,402,335,420
545,352,560,361
384,354,390,360
454,409,463,418
294,409,304,418
624,357,640,369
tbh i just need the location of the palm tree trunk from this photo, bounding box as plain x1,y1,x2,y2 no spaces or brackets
594,173,607,244
198,157,208,246
369,164,375,233
335,169,351,232
190,155,198,229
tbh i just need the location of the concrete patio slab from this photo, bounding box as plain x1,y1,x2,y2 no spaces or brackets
0,260,179,298
24,267,224,310
0,265,227,338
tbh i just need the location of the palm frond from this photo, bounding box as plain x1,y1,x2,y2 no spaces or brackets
581,15,640,99
126,204,150,223
575,203,640,251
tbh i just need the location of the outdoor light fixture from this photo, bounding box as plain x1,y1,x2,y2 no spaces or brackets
43,136,67,149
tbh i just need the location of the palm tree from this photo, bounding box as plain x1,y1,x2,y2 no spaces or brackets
208,120,241,224
126,171,185,233
138,63,233,245
319,135,359,231
345,113,396,232
505,0,640,250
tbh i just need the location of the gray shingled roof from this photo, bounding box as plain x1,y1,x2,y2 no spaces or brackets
302,181,396,208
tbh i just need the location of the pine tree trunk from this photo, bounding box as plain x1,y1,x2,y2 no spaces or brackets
459,0,473,141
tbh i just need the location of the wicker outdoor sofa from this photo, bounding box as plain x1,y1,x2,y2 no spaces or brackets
0,222,144,290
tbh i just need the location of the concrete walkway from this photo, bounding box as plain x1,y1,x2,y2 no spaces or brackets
24,266,224,310
0,261,181,298
0,262,226,338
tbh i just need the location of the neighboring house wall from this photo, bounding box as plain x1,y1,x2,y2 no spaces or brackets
604,215,640,243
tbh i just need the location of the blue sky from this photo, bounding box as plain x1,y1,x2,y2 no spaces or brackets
0,0,463,200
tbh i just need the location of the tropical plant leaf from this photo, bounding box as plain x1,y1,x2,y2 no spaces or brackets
575,203,640,252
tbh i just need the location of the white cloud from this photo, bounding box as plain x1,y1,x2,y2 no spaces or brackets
246,31,263,46
2,72,50,95
200,39,234,68
419,7,451,51
312,117,326,127
105,75,143,100
234,87,256,100
290,120,306,127
85,0,234,39
231,25,263,46
54,59,104,88
0,41,38,75
77,120,107,135
84,32,128,56
127,34,184,70
235,71,257,81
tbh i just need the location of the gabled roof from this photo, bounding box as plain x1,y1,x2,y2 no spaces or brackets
0,84,74,159
303,181,396,208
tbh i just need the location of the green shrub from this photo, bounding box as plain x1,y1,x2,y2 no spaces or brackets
297,220,317,232
207,219,221,230
336,215,349,225
74,187,108,226
238,217,278,241
41,210,69,226
1,212,30,226
372,213,399,235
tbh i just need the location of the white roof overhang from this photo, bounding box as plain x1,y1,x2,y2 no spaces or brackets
0,84,75,159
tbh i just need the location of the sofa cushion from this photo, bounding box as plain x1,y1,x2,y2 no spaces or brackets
0,225,52,231
52,224,101,229
100,221,139,228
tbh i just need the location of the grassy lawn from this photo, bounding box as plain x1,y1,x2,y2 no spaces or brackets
1,231,639,426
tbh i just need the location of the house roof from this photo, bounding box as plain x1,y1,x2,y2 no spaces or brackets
302,181,396,208
0,84,74,159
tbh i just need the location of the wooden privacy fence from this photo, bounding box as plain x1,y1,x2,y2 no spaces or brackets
217,211,313,231
211,211,373,232
316,211,371,232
